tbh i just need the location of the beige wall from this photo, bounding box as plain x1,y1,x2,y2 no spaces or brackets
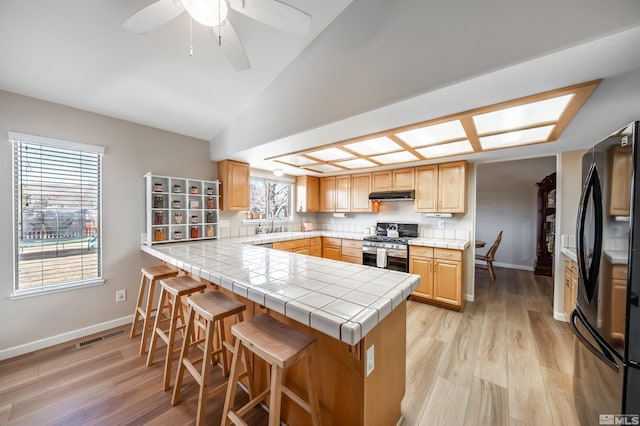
553,150,585,320
0,91,214,357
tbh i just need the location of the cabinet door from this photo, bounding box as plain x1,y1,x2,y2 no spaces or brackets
438,161,467,213
335,175,351,212
294,247,311,255
433,259,462,306
392,168,415,191
323,245,341,260
319,177,336,212
609,146,632,216
409,256,434,298
372,171,392,192
611,266,628,343
415,165,438,212
351,173,372,212
295,176,319,212
218,160,250,211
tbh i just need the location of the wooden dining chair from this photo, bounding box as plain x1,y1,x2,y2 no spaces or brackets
475,230,503,282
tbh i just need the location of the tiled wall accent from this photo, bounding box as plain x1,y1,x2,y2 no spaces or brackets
218,222,303,239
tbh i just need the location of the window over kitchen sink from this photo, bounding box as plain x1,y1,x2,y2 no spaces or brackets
246,177,292,221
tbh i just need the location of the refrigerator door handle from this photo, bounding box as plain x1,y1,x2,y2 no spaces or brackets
570,309,619,372
576,163,604,303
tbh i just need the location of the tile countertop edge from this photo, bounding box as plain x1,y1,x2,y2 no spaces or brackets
141,242,420,346
228,231,471,249
560,246,578,262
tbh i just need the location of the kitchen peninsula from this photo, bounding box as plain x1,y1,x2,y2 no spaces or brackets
142,238,420,425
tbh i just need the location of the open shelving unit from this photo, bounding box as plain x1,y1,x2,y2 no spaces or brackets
144,173,219,245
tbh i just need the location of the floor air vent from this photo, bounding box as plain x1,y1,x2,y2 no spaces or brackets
76,329,126,349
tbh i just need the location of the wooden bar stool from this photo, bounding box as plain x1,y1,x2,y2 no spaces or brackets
172,291,254,426
130,264,178,355
146,275,207,391
222,314,320,426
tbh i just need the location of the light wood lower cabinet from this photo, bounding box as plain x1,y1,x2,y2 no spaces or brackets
272,237,317,256
409,246,463,310
341,239,362,264
611,265,628,344
563,256,578,316
322,237,342,260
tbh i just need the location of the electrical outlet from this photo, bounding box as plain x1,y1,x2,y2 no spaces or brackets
115,289,126,303
366,345,375,377
437,220,446,229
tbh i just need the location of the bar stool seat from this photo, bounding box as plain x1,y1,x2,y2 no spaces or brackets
130,264,178,355
146,275,207,391
172,290,252,426
222,313,320,426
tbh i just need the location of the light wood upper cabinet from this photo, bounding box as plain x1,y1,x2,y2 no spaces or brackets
336,175,351,212
415,160,467,213
350,173,374,212
438,161,467,213
610,145,632,216
372,168,415,191
415,165,438,212
319,175,350,212
217,159,250,211
295,175,319,212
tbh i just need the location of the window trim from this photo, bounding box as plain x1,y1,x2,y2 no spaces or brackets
10,132,105,297
246,176,294,223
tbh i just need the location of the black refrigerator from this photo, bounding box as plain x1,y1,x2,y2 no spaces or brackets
571,121,640,423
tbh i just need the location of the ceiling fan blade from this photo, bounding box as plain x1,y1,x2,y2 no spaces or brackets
122,0,185,34
213,21,251,71
228,0,311,35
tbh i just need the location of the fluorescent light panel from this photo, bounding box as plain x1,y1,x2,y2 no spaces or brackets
370,151,419,164
343,136,402,155
416,140,473,158
473,94,573,134
395,120,466,147
273,154,316,166
335,158,377,169
306,147,353,161
479,125,555,150
304,164,343,173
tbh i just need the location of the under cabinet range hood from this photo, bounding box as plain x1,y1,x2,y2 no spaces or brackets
368,190,415,201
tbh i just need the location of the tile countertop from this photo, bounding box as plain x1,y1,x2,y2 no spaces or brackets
408,238,469,250
141,240,420,346
229,230,471,250
561,246,628,265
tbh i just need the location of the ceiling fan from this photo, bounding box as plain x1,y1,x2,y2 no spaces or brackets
122,0,312,71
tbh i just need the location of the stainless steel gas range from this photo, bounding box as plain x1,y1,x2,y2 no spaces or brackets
362,222,418,272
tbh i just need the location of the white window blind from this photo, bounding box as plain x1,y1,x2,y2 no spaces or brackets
11,133,103,293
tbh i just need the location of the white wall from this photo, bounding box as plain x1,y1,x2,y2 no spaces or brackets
476,157,556,270
0,91,214,358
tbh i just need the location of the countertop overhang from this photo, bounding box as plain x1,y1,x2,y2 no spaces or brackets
142,239,420,345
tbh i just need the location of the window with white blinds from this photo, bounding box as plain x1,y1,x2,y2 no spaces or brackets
10,132,104,294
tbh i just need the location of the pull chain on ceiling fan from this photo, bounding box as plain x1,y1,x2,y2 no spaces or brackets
122,0,312,71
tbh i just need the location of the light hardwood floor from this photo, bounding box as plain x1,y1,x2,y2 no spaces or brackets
0,267,582,425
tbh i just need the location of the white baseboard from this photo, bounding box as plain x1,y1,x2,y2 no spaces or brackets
464,293,475,302
474,260,534,271
0,315,133,361
553,311,569,322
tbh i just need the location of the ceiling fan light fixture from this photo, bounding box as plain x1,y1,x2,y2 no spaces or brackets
181,0,229,27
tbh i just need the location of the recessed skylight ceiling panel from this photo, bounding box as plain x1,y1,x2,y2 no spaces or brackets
304,164,344,173
416,140,473,158
479,125,555,150
306,147,353,161
395,120,466,147
335,158,377,169
343,136,402,155
473,95,573,134
370,151,419,164
273,154,317,166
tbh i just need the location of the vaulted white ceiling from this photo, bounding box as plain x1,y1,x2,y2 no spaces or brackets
1,0,640,174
